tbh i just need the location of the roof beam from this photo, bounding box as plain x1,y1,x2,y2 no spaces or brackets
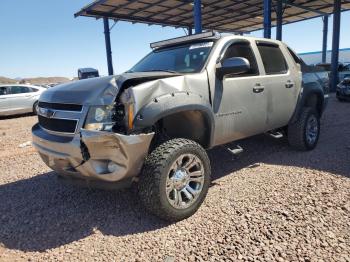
200,1,262,28
129,1,191,22
107,0,142,14
126,0,166,16
85,9,188,28
75,0,108,17
76,0,350,32
281,0,328,15
234,1,326,32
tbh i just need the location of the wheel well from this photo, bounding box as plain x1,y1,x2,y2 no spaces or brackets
304,93,323,116
153,110,211,149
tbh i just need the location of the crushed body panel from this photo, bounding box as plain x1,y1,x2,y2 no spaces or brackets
32,123,154,184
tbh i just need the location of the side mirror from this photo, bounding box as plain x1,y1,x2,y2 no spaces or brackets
216,57,250,80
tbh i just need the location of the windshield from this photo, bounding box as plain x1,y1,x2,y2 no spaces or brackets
129,41,214,74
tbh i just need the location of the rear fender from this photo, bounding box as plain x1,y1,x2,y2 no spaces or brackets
289,82,325,124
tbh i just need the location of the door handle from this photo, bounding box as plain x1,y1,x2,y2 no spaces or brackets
285,81,294,88
253,84,265,93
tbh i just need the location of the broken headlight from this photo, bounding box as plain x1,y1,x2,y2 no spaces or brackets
84,105,115,131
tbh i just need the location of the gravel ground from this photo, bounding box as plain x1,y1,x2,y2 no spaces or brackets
0,96,349,262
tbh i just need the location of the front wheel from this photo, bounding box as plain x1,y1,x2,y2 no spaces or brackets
287,107,320,151
138,138,211,221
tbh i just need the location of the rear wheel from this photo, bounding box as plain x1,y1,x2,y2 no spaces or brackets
138,138,211,221
288,107,320,151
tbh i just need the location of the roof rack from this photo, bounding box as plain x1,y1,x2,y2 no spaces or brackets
150,31,218,49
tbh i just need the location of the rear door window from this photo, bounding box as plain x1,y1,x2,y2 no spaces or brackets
256,42,288,75
9,86,31,94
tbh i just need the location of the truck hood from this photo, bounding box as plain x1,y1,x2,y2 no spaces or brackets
39,72,179,105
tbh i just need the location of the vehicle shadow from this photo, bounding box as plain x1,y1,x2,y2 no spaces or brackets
0,112,35,120
210,131,350,182
0,98,349,252
210,95,350,181
0,131,348,252
0,171,170,252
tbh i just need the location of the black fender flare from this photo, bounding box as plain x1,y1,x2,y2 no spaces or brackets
133,92,215,148
289,83,325,124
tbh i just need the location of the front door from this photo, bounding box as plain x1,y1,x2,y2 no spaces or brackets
213,40,268,145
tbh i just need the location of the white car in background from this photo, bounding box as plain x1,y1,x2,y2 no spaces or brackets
0,84,46,116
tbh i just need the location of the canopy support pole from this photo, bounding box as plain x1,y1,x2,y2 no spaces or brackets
331,0,341,91
322,15,329,63
188,26,193,35
276,0,283,40
264,0,272,38
194,0,202,34
103,17,114,76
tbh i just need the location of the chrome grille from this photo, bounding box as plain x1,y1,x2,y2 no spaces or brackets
38,115,78,134
37,102,84,135
38,102,82,112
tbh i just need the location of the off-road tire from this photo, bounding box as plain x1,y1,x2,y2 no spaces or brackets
288,107,320,151
138,138,211,221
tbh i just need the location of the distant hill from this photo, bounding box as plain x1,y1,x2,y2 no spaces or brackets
22,77,71,85
0,76,17,84
0,76,71,85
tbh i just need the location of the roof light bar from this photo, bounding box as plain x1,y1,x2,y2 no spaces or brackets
150,31,217,49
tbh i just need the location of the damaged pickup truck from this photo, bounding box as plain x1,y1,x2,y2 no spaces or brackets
32,32,329,221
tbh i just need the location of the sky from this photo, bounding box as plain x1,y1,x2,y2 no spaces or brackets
0,1,349,79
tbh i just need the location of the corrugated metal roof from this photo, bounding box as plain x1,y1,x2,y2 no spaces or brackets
75,0,350,33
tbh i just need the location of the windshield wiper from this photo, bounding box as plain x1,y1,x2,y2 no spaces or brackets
140,69,179,74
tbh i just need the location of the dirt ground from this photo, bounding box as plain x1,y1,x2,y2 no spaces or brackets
0,95,349,262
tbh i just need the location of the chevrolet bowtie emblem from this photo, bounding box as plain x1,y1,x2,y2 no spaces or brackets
38,107,55,118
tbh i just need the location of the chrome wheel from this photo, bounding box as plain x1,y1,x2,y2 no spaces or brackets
305,114,318,145
166,154,205,209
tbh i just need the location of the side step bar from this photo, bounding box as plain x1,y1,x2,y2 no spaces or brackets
228,145,244,155
268,131,284,139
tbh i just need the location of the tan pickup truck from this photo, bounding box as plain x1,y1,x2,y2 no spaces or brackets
32,32,329,221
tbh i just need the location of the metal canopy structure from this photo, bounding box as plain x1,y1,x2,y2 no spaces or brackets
75,0,350,33
75,0,348,90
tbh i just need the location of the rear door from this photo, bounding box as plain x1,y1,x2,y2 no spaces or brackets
255,41,301,130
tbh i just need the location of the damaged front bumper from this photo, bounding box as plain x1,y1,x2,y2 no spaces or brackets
32,124,154,189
